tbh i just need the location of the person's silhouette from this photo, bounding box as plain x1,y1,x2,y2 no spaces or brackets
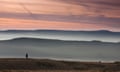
26,53,28,59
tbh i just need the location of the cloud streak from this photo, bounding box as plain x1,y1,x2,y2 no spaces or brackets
0,12,119,28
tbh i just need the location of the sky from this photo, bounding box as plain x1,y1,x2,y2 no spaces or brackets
0,0,120,31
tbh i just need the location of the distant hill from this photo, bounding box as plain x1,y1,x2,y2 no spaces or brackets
0,37,120,61
0,30,120,42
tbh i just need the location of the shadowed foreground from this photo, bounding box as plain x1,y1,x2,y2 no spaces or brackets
0,58,120,72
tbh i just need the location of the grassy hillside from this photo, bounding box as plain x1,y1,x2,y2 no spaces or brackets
0,58,120,72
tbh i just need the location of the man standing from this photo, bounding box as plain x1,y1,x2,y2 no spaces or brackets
26,53,28,59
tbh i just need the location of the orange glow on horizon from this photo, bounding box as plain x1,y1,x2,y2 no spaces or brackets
0,18,110,31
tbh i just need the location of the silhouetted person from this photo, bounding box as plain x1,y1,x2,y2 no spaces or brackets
26,53,28,59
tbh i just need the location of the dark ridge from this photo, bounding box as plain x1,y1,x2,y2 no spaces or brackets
0,29,119,33
5,37,62,42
